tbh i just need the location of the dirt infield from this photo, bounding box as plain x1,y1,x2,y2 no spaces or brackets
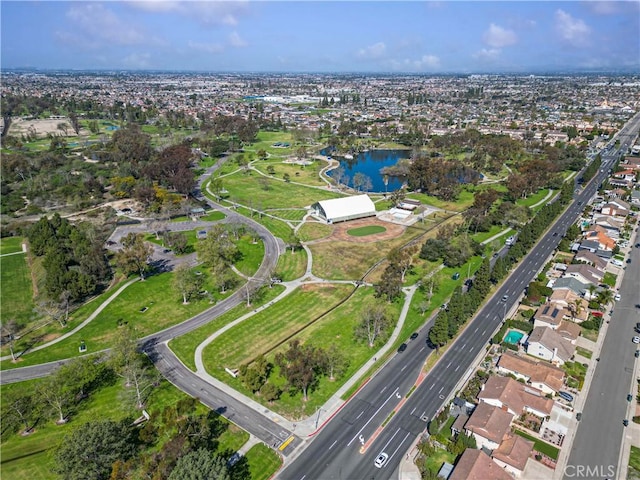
325,217,406,243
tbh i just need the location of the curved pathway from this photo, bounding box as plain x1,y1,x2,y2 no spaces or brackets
0,277,139,362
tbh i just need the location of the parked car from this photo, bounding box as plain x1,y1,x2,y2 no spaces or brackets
452,272,460,280
374,453,388,468
633,336,640,344
410,332,419,340
576,412,582,421
397,343,407,353
615,294,621,301
627,394,633,402
558,391,574,402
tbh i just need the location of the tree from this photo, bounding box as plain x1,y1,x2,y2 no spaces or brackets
322,343,349,380
1,318,20,361
429,311,449,352
387,246,417,282
115,232,153,280
275,340,326,402
375,264,403,302
1,389,39,435
354,301,391,347
260,383,281,403
353,172,372,192
53,419,138,480
595,289,614,309
197,224,238,270
109,326,139,386
173,264,204,304
168,448,230,480
420,276,439,306
36,298,66,327
124,358,160,409
69,113,81,135
37,372,74,424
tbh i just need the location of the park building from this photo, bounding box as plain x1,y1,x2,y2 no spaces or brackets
311,194,376,224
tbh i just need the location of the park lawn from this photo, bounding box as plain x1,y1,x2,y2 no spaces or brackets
347,225,386,236
265,208,308,222
245,443,283,480
220,170,341,210
169,285,286,371
276,248,308,281
514,429,559,460
233,205,293,240
170,215,189,222
406,188,475,212
235,237,265,277
201,210,226,222
1,271,231,369
0,278,130,361
0,377,246,480
472,225,512,245
203,284,353,372
310,228,424,280
298,222,334,242
0,236,24,254
0,251,35,326
253,159,327,187
516,188,551,208
245,130,295,156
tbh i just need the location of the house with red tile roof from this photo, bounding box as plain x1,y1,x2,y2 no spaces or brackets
492,434,535,478
497,351,565,395
464,402,514,450
449,448,513,480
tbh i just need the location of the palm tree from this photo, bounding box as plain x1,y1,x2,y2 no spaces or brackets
596,289,614,310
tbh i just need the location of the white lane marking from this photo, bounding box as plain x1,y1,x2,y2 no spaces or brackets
446,362,451,369
474,327,479,333
401,365,408,372
429,383,435,390
455,365,460,372
410,407,416,415
419,346,425,353
379,427,402,453
329,440,338,450
356,410,365,420
387,431,412,465
347,387,400,446
482,330,486,335
438,386,444,394
381,386,387,393
461,343,466,349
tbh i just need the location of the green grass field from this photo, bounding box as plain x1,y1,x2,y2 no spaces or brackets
0,271,233,369
514,429,559,460
629,446,640,479
0,251,35,326
252,158,328,187
235,237,265,277
245,443,283,480
516,188,552,208
169,285,286,371
0,378,250,480
347,225,387,237
0,237,24,255
276,248,308,281
297,222,334,242
202,284,353,371
471,225,512,244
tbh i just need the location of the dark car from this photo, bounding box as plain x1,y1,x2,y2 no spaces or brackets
635,350,639,358
626,259,631,264
397,343,407,353
410,332,419,340
576,412,582,421
624,419,629,427
628,394,633,402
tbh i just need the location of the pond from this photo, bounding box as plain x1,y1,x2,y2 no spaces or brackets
321,148,411,193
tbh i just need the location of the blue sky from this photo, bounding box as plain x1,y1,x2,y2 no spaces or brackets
1,1,638,73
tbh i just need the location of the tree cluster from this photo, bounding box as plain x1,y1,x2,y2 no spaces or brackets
408,154,481,201
27,214,111,308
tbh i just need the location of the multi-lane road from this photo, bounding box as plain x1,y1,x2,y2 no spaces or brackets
279,116,640,479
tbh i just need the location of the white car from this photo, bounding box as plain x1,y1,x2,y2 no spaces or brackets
615,294,621,301
632,336,640,344
374,452,388,468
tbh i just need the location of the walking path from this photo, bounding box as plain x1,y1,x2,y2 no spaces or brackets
529,189,555,210
0,250,26,257
1,277,139,361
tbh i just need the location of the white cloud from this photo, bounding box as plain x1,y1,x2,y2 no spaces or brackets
473,48,502,61
413,54,441,69
482,23,517,48
128,1,249,27
357,42,387,59
555,9,591,47
188,41,224,54
123,52,152,69
588,1,620,15
228,31,248,48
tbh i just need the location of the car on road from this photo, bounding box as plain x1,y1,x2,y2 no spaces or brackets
501,295,508,302
374,452,388,468
624,419,629,427
576,412,582,421
633,337,640,344
626,259,631,264
627,394,633,402
635,350,640,358
558,391,574,402
397,343,407,353
410,332,419,340
615,294,621,301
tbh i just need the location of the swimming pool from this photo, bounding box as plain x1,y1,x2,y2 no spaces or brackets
504,329,525,344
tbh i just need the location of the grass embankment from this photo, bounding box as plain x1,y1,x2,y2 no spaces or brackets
245,443,283,480
1,248,35,327
516,188,551,208
0,236,24,254
169,285,286,371
0,379,260,480
0,271,232,370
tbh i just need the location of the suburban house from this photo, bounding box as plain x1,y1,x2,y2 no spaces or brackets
526,326,576,366
548,290,589,322
449,448,513,480
583,229,616,251
551,277,590,298
463,402,513,450
497,351,565,395
592,215,624,237
533,303,568,330
564,264,604,286
478,376,554,419
631,190,640,206
573,250,608,271
491,434,535,478
601,199,630,217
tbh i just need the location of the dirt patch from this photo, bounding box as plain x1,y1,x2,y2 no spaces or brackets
321,217,405,243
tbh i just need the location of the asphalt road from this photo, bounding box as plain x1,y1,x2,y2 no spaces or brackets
279,120,640,479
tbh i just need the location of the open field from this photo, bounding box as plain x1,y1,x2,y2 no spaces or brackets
202,284,353,372
0,378,250,480
243,130,295,156
0,251,35,327
235,237,265,277
245,443,283,480
0,236,24,254
517,188,552,208
347,225,386,236
218,170,341,210
252,158,328,187
276,248,308,281
297,222,334,242
310,226,424,280
0,271,232,369
169,285,286,371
